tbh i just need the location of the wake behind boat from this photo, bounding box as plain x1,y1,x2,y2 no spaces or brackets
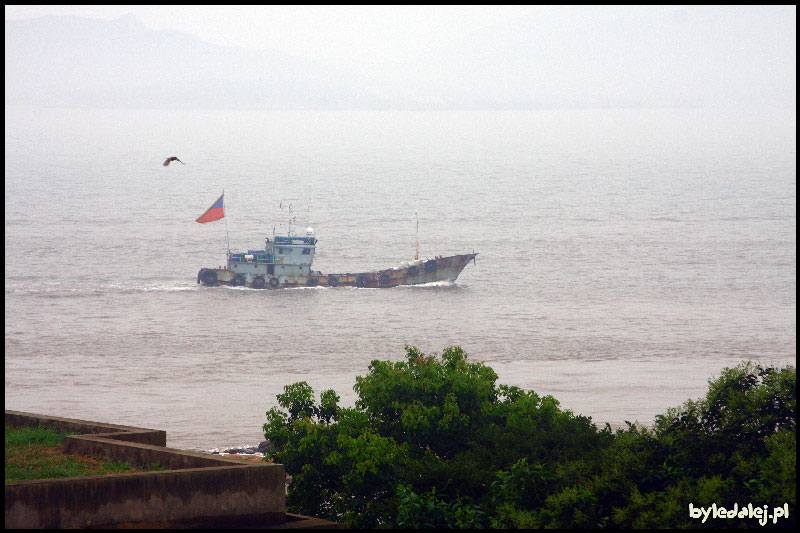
197,228,477,289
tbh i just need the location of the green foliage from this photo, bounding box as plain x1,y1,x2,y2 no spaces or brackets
598,363,796,528
264,346,609,527
396,484,487,529
653,363,796,482
5,425,73,447
264,351,795,528
352,346,498,461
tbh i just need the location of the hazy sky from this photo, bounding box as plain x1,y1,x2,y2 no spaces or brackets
4,5,547,72
6,5,795,110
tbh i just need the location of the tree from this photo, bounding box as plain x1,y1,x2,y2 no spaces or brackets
263,351,795,528
591,363,796,528
264,345,609,527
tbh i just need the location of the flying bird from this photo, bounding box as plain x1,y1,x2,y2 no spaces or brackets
163,156,185,166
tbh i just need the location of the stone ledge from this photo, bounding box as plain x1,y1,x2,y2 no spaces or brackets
5,411,167,446
5,410,312,529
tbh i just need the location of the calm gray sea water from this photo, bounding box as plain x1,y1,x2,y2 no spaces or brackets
5,106,796,451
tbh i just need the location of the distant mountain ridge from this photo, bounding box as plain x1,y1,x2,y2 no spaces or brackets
4,14,391,109
5,8,796,110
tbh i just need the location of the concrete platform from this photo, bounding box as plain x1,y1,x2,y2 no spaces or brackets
5,410,341,529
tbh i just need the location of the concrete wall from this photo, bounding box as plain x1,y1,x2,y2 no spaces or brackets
5,411,288,529
5,411,167,446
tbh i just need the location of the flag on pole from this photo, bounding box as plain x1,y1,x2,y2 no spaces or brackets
196,193,225,223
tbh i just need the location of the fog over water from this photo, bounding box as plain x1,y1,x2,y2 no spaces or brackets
4,6,796,110
5,106,795,450
4,6,796,451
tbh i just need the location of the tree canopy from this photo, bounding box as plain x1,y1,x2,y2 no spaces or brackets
264,346,795,528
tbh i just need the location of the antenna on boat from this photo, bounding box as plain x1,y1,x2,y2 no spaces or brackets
415,211,419,261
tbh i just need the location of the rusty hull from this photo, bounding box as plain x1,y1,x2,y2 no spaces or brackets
198,253,477,289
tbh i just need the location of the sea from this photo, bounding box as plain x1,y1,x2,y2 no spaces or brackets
4,105,796,452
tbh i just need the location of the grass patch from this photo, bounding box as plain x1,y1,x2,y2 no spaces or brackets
5,425,71,447
5,425,163,483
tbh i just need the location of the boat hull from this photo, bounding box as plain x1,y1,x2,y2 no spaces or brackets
197,253,477,289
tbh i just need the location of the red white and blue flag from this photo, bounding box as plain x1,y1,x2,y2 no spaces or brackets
196,193,224,223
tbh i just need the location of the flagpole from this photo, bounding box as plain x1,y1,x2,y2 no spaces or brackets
223,190,230,253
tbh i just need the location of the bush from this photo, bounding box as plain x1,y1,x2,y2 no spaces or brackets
264,346,609,527
594,363,796,528
264,349,795,528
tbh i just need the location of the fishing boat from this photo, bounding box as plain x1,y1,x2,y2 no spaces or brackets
197,227,477,289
